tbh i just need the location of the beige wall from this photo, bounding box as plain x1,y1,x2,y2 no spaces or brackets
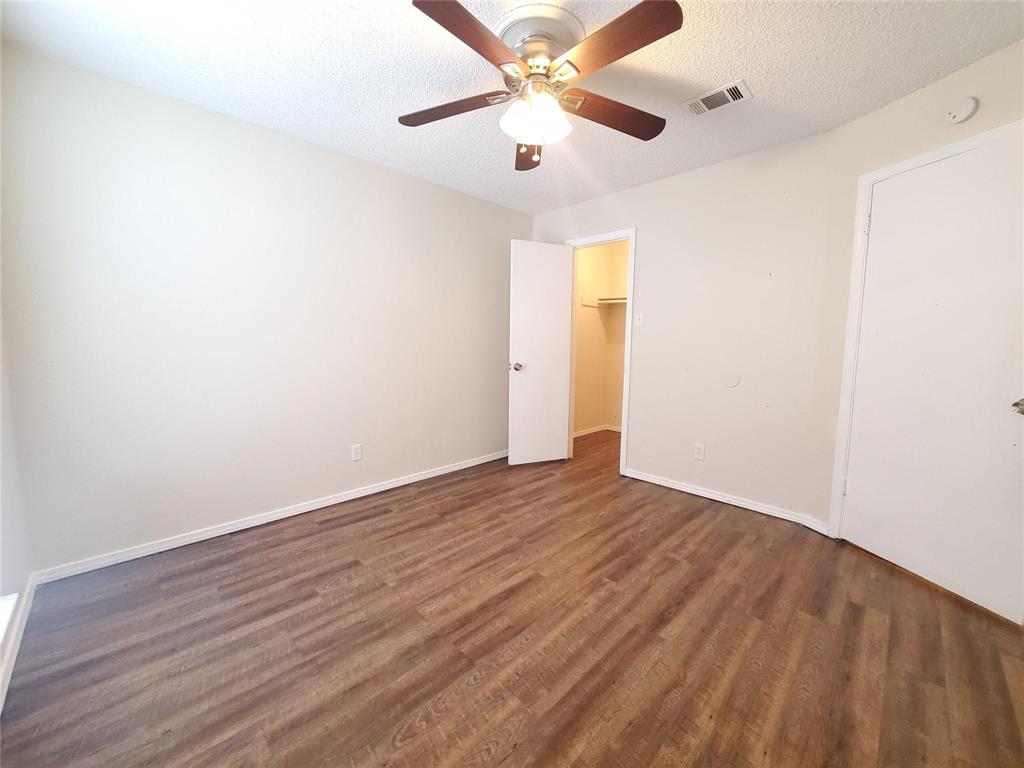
1,363,32,596
0,38,34,597
536,40,1024,526
2,37,1022,586
572,241,628,434
1,45,531,577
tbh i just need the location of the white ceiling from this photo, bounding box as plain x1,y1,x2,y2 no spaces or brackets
3,1,1022,213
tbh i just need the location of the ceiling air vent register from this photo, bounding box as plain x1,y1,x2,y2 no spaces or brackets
686,80,753,116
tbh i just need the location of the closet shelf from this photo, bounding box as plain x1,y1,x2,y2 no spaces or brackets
581,296,627,308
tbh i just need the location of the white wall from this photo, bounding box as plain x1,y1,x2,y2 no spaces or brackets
535,40,1024,527
572,241,627,434
1,45,531,575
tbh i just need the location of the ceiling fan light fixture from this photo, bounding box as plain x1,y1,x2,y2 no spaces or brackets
499,85,572,146
401,0,684,170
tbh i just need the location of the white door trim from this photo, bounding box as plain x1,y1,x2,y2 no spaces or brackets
828,119,1024,540
565,227,637,475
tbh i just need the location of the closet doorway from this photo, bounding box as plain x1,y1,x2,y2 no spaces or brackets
567,229,636,473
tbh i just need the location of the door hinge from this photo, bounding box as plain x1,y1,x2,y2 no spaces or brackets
862,215,871,237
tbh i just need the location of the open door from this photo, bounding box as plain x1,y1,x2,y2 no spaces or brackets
508,239,573,465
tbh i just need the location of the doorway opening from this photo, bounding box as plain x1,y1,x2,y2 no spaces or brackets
566,229,636,473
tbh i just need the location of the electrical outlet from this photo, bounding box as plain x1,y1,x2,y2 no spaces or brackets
351,443,363,462
694,442,705,461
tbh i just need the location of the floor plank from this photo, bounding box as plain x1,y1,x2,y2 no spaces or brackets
1,431,1021,767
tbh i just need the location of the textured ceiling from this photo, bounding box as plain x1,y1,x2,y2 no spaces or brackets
3,1,1022,213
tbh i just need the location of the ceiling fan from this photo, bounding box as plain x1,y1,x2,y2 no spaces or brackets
398,0,684,170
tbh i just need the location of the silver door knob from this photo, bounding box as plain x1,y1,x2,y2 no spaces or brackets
512,363,523,371
1012,399,1024,415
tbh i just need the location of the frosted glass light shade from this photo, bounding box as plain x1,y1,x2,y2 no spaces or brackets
499,91,572,146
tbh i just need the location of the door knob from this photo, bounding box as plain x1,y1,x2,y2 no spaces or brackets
1013,399,1024,415
512,362,523,372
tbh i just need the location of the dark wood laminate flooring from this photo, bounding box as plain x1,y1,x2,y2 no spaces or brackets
2,431,1022,767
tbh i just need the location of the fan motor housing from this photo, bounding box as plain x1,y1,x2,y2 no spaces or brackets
494,4,585,72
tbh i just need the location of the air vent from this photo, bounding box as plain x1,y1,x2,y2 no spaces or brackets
686,80,753,116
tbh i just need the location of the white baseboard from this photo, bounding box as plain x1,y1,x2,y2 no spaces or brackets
622,468,829,536
573,425,622,438
0,575,39,711
32,449,509,586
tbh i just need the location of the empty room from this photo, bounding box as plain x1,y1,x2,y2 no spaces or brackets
1,1,1022,766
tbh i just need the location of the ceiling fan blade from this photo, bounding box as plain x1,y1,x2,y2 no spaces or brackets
515,143,542,171
413,0,529,77
399,91,511,126
548,0,683,82
560,89,666,140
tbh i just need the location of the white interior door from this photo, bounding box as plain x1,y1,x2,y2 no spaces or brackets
508,239,573,465
841,124,1023,621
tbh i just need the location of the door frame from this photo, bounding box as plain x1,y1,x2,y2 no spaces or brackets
828,119,1024,540
565,227,637,475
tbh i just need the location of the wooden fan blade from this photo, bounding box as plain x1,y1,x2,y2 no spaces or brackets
561,89,666,140
548,0,682,82
515,143,542,171
399,91,510,126
413,0,528,76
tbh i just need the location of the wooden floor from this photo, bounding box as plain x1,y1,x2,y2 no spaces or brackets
2,431,1022,767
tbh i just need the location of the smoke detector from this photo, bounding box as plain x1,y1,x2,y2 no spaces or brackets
945,97,978,124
